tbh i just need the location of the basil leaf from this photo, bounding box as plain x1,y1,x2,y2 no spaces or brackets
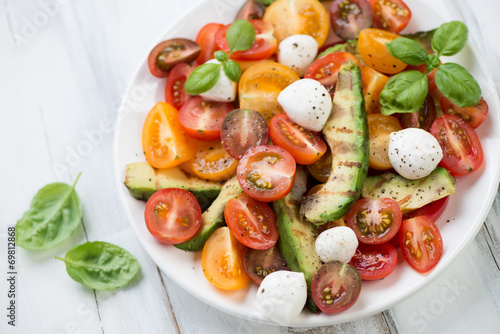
56,241,140,290
432,21,468,57
214,50,228,63
16,174,82,250
427,54,441,69
386,38,428,65
380,71,428,115
185,63,221,95
435,63,481,107
223,60,242,83
226,19,256,53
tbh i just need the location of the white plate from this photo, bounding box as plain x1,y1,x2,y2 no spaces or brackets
113,0,500,327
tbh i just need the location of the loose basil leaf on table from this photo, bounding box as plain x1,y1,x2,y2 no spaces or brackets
435,63,481,107
185,63,221,95
16,174,82,250
56,241,140,290
223,59,242,83
386,38,428,65
380,70,428,115
432,21,468,57
226,19,256,54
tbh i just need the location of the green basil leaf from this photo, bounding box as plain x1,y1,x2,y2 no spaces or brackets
386,37,428,65
185,63,221,95
435,63,481,107
214,50,228,63
56,241,140,290
427,54,441,69
223,60,242,83
432,21,468,56
226,19,256,53
380,71,428,115
16,174,82,250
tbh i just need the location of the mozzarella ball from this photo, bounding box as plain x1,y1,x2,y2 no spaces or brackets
255,271,307,325
315,226,358,264
199,59,237,102
278,34,319,77
388,128,443,180
277,79,332,132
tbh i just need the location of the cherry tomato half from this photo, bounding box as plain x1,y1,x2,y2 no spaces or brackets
215,20,277,61
148,38,201,78
307,148,332,183
358,28,407,74
398,216,443,273
404,196,449,223
195,23,224,65
185,140,238,182
367,114,402,170
369,0,412,34
349,242,398,280
235,0,266,21
144,188,201,244
243,245,289,284
440,96,489,129
237,145,296,202
346,198,402,244
430,114,484,177
179,96,233,141
330,0,373,40
269,113,327,165
165,63,192,110
311,261,362,313
397,92,436,132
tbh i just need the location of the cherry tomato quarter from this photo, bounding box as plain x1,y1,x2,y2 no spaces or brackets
148,38,201,77
165,63,192,110
369,0,412,34
397,92,436,132
367,114,402,170
440,96,488,129
243,245,289,284
361,66,389,115
330,0,373,40
349,242,398,280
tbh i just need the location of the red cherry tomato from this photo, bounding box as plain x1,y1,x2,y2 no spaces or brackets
148,38,201,78
215,20,277,61
346,198,402,244
369,0,412,34
404,196,449,223
195,23,224,65
399,216,443,273
430,114,484,177
311,261,362,313
330,0,373,40
269,113,327,165
178,96,234,141
144,188,202,244
237,145,296,202
243,245,289,284
225,193,279,250
165,63,192,109
349,242,398,280
440,96,489,129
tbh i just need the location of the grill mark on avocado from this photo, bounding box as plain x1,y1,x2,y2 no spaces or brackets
338,161,362,168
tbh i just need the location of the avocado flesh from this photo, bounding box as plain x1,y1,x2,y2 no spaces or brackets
274,167,322,313
301,61,369,225
362,167,456,214
124,162,222,211
175,176,242,251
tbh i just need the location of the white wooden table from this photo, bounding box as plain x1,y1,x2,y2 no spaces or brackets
1,0,500,333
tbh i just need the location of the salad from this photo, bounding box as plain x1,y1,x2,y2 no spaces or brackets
122,0,489,325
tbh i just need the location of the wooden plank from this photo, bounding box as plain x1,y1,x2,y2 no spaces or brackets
285,313,390,334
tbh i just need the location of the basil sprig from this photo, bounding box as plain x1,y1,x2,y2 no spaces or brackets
185,20,255,95
381,20,480,115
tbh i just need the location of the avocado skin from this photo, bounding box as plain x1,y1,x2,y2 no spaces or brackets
274,167,322,313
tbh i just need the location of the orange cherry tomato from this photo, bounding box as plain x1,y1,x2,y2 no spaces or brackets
367,114,402,170
358,28,407,74
306,148,332,183
361,66,389,115
201,226,249,290
142,102,196,168
263,0,330,47
238,62,299,123
185,140,238,182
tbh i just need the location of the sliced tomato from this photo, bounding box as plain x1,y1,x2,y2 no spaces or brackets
311,261,361,313
330,0,373,40
239,62,299,123
243,245,289,284
399,216,443,273
263,0,330,47
215,20,277,61
349,242,398,280
142,102,196,168
346,198,402,244
369,0,411,34
221,109,269,160
269,113,327,165
201,226,249,290
225,193,278,250
237,145,296,202
186,140,238,182
236,0,266,20
178,96,233,141
165,63,192,110
358,28,407,74
404,196,449,223
397,92,436,132
316,217,348,235
304,52,360,95
440,96,488,129
148,38,201,77
362,66,389,115
144,188,201,244
195,23,224,65
367,114,402,170
430,114,484,176
307,148,332,183
235,58,276,73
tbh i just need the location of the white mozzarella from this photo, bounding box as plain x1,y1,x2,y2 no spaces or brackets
199,59,237,102
278,34,319,77
315,226,358,264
